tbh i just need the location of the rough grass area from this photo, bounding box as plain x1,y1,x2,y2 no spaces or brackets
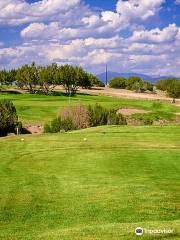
0,126,179,239
0,92,179,124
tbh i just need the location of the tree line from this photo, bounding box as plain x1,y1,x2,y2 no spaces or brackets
109,76,154,92
0,62,104,94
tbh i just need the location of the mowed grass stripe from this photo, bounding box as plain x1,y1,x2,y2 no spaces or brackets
0,126,180,239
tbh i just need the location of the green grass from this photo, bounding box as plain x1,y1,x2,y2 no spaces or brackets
0,92,179,124
0,126,180,239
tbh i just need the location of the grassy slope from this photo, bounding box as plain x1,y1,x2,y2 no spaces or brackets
0,92,179,124
0,126,180,239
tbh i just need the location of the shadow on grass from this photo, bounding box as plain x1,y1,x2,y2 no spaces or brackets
51,91,92,97
0,90,22,94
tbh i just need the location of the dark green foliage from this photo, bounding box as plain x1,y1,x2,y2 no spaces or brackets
156,78,180,102
59,65,91,93
127,76,142,90
88,74,105,87
88,104,127,127
166,80,180,102
78,71,92,89
51,118,62,133
44,117,75,133
127,77,153,92
156,78,177,91
0,69,16,89
44,123,52,133
3,62,101,94
39,63,60,94
16,62,39,93
109,77,127,89
143,81,154,91
88,104,109,127
108,76,153,92
0,100,18,136
107,109,127,125
61,117,76,132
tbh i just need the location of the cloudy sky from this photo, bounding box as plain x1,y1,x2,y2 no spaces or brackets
0,0,180,76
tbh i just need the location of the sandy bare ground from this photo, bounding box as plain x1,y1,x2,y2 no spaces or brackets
117,108,150,116
25,125,43,134
76,87,180,104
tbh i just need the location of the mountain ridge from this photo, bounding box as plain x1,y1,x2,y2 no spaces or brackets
97,71,178,84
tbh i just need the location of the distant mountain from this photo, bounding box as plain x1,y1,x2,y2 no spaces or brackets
97,71,177,84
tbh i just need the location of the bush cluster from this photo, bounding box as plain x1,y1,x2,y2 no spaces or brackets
0,100,20,136
109,76,153,92
44,103,127,133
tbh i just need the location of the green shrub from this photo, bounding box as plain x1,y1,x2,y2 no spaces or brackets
107,110,127,125
109,77,127,89
126,76,142,90
60,117,76,132
44,117,76,133
0,100,19,136
44,123,52,133
88,104,109,127
51,118,62,133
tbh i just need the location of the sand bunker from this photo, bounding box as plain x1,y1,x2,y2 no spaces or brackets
117,108,150,116
26,125,43,134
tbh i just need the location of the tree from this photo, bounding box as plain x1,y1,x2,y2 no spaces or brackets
75,67,92,89
39,63,59,94
59,65,90,94
166,80,180,103
0,100,19,136
88,74,105,87
0,70,11,90
59,64,77,94
16,62,39,93
109,77,127,89
127,76,142,90
0,70,6,90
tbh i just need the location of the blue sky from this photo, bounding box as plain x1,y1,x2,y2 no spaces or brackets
0,0,180,76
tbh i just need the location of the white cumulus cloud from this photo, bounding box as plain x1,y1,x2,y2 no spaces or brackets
0,0,84,25
116,0,165,21
129,24,180,43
